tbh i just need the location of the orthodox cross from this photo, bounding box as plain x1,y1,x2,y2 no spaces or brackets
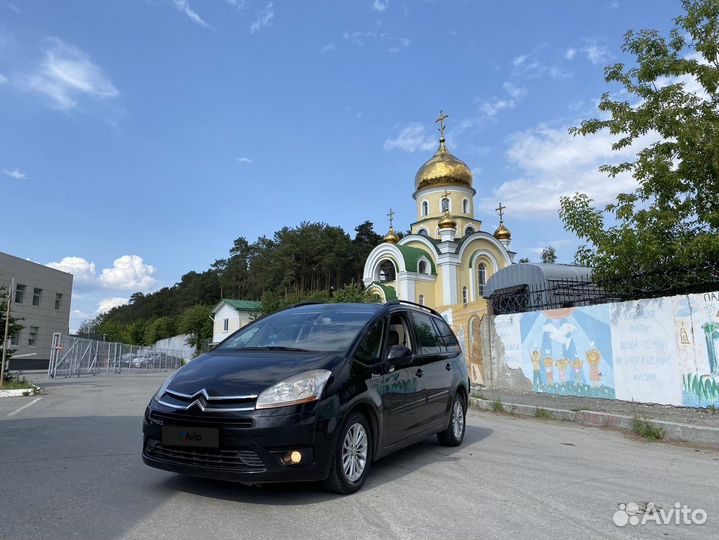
387,208,395,229
435,110,449,139
495,202,506,223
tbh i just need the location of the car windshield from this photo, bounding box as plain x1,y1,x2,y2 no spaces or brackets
216,304,381,353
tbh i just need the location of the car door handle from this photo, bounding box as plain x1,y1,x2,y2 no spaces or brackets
415,368,424,378
445,363,451,371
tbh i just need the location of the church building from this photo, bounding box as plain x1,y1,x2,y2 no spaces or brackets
362,113,515,381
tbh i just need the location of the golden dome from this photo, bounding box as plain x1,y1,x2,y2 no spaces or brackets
383,227,399,244
415,138,473,192
438,211,457,230
494,222,511,241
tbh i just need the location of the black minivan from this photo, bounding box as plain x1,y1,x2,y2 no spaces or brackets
143,301,469,494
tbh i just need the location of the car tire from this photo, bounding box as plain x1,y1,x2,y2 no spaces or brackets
323,412,372,495
437,393,466,447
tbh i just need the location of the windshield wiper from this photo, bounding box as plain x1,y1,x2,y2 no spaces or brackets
236,346,311,352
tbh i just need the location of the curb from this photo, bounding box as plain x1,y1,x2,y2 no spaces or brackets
467,397,719,448
0,387,38,398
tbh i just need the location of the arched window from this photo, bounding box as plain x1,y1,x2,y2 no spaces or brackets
418,294,425,306
462,286,468,305
418,260,428,274
378,260,396,282
463,199,469,214
478,263,487,297
465,226,475,235
441,197,450,212
421,201,428,216
418,228,429,237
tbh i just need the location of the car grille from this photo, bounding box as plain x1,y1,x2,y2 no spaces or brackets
149,410,254,428
144,439,266,470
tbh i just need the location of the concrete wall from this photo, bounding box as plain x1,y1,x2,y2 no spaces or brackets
153,334,195,360
478,290,719,408
1,252,73,366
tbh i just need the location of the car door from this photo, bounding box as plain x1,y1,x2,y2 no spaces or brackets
409,311,453,430
379,310,425,446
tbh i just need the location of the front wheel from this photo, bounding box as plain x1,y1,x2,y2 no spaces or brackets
437,393,466,447
323,412,372,494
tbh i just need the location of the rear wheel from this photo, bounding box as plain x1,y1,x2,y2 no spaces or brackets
323,412,372,494
437,393,466,447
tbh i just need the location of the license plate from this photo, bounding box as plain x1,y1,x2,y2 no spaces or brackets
161,426,219,448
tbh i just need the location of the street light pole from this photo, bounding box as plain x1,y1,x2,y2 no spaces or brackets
1,277,15,388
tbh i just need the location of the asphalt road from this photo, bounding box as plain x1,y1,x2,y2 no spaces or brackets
0,374,717,540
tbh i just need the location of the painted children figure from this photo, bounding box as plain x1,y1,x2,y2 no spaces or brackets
586,349,602,388
544,356,554,385
572,358,583,386
531,350,541,386
556,358,570,384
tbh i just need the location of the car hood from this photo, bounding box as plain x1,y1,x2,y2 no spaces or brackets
166,350,342,397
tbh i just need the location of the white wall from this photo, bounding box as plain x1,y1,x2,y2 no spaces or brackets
212,304,251,344
154,334,195,360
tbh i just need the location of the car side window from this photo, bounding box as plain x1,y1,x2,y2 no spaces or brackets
433,317,461,354
354,318,386,365
411,312,444,355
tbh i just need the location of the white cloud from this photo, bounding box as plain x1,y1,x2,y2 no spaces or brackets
480,123,660,217
97,297,128,314
2,167,26,179
236,156,253,164
5,3,20,14
372,0,389,12
384,123,436,153
583,43,609,65
250,2,274,34
172,0,209,28
0,73,7,84
319,43,336,54
510,50,571,80
47,257,98,292
478,81,527,118
343,29,410,52
26,37,118,111
565,48,576,60
100,255,157,291
226,0,248,12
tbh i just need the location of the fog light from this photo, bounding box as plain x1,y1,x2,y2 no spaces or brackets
282,450,303,465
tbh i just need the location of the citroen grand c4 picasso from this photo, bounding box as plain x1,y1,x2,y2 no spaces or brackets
142,300,469,494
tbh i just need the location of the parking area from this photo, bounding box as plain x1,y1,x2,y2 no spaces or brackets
1,374,717,540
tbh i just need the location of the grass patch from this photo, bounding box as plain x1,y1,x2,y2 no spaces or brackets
491,398,504,413
0,371,38,394
632,417,665,441
534,407,553,419
706,405,717,414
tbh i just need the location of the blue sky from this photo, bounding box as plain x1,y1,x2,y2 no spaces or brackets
0,0,681,330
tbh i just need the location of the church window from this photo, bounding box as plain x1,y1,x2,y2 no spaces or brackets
378,260,397,282
418,295,425,306
465,226,475,235
463,199,469,214
462,287,468,305
478,263,487,297
422,201,428,216
441,197,449,212
418,260,428,274
418,228,429,237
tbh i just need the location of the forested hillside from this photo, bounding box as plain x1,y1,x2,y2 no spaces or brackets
80,221,384,346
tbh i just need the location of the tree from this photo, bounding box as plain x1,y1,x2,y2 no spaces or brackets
0,286,23,383
559,0,719,282
178,305,213,354
540,246,558,264
518,257,530,263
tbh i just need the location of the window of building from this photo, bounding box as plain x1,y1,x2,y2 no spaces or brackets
14,284,25,304
478,263,487,297
421,200,428,216
463,199,469,214
465,226,475,235
55,293,63,310
441,197,449,212
223,318,229,332
418,260,428,274
418,228,429,237
28,326,39,347
33,288,43,306
462,286,468,305
378,260,396,282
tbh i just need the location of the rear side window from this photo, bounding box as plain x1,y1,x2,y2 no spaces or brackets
354,318,386,365
433,317,461,354
411,312,444,355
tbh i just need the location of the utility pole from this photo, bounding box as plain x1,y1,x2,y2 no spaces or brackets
1,277,15,388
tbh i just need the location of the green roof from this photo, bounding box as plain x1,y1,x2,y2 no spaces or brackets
371,282,397,301
214,299,262,313
396,244,437,275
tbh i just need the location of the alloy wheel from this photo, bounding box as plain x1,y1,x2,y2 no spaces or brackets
341,422,368,482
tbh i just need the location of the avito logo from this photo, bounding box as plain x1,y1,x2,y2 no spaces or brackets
179,431,202,442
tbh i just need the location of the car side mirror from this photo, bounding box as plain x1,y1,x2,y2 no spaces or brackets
387,345,413,367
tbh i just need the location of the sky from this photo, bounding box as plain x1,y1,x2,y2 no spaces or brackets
0,0,684,331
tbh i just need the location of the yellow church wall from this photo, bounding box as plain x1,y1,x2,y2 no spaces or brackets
414,188,475,222
414,280,437,305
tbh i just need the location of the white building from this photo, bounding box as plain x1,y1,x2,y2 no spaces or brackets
211,299,261,344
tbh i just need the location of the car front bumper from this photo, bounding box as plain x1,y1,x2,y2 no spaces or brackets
142,401,339,484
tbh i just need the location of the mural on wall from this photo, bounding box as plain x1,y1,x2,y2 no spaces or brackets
489,290,719,408
519,305,615,399
468,316,484,385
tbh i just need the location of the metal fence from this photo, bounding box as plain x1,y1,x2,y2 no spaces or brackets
47,334,190,378
490,261,719,315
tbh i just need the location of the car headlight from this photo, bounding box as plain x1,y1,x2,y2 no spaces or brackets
152,372,177,402
255,369,332,410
